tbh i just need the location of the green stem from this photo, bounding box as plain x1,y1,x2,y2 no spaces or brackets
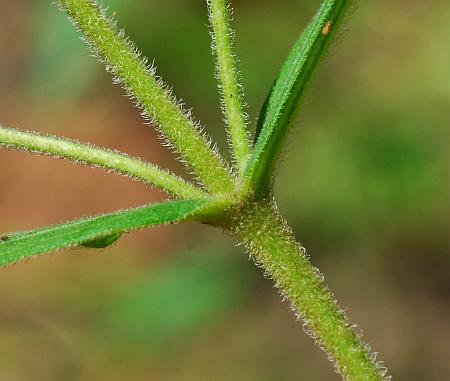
208,0,252,175
0,126,206,199
230,200,388,381
58,0,235,194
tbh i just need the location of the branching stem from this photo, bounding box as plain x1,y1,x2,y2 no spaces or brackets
58,0,235,194
0,1,392,379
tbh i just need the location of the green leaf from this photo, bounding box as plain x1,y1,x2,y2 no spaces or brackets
245,0,351,192
0,199,207,266
80,232,123,248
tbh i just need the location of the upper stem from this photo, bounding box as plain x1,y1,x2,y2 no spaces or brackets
229,199,388,381
208,0,252,175
58,0,235,194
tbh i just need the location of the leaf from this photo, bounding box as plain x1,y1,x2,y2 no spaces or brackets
253,79,273,144
80,232,123,248
0,199,207,266
245,0,351,192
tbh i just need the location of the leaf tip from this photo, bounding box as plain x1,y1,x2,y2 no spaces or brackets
80,232,123,249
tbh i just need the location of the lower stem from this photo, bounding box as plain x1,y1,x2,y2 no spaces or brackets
229,199,388,381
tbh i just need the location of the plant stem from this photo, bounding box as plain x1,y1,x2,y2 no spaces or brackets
58,0,235,194
0,126,206,199
230,199,388,381
208,0,252,176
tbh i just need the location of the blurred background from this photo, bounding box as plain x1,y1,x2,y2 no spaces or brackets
0,0,449,379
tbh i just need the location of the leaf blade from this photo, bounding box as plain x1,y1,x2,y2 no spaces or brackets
245,0,351,192
0,199,207,266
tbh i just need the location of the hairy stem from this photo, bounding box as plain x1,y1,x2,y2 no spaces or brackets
207,0,252,176
58,0,235,194
230,200,388,381
0,126,206,199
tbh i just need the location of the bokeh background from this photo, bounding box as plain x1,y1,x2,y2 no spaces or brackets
0,0,449,380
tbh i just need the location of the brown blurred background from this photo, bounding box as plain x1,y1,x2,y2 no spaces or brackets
0,0,449,380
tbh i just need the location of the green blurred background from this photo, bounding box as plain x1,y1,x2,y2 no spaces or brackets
0,0,449,380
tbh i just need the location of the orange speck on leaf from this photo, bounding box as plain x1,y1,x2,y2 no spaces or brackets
322,21,332,36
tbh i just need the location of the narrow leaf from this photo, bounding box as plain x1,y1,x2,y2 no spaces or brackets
245,0,351,192
0,199,207,266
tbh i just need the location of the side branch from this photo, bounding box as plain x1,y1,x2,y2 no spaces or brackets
0,126,206,199
58,0,235,194
208,0,252,176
